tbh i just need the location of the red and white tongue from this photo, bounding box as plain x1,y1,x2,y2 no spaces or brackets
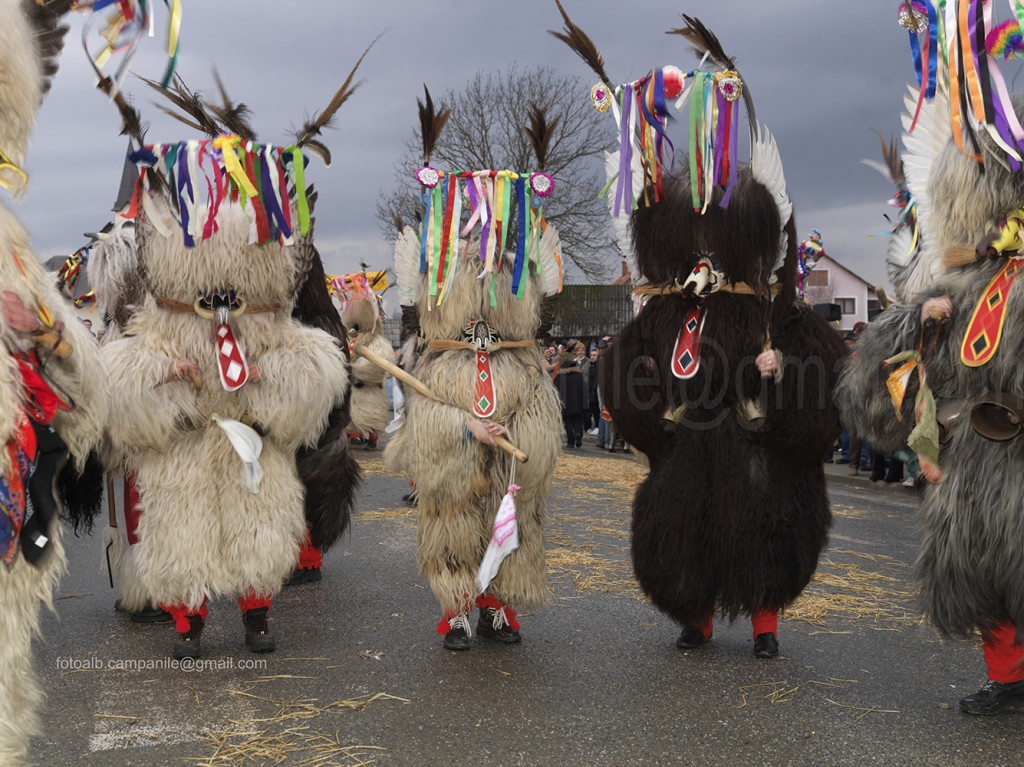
216,322,249,391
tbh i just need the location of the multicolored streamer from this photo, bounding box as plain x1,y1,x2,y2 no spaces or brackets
73,0,182,92
126,135,313,249
598,65,739,216
414,168,558,304
903,1,1024,168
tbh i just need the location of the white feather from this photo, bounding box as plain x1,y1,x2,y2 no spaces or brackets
749,123,792,276
538,222,563,297
900,88,948,260
394,225,422,307
860,158,895,181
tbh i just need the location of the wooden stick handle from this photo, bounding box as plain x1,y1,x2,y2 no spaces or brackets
106,475,117,528
352,344,529,463
188,369,205,392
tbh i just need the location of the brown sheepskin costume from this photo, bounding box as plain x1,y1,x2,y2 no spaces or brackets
386,221,563,644
339,290,394,443
0,2,108,761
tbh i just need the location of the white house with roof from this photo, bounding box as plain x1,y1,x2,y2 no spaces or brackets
803,254,879,332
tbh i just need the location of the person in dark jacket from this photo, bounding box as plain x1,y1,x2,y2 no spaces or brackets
556,341,586,448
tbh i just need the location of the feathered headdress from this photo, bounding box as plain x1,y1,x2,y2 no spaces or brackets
551,4,793,287
102,39,377,251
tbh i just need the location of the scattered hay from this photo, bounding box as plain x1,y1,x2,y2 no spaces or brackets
194,692,408,767
788,557,917,628
553,452,648,487
356,507,416,524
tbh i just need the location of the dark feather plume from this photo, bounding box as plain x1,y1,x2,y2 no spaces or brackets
524,104,559,171
23,0,74,97
667,15,755,133
140,74,224,137
209,65,257,141
417,85,450,165
875,128,905,186
666,15,736,70
548,0,612,86
294,35,380,165
93,73,147,145
392,212,405,234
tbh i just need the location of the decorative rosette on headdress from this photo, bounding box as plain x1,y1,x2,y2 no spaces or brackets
125,134,313,248
901,1,1024,169
413,167,562,306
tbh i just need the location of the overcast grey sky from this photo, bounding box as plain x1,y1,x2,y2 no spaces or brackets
18,1,916,294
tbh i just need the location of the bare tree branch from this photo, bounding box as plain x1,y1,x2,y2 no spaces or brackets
376,65,619,281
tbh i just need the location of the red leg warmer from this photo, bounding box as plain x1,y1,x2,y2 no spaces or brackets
983,623,1024,683
238,591,272,613
161,600,208,633
297,530,322,570
751,609,779,638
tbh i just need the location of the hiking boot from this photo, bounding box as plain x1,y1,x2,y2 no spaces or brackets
172,614,204,660
477,606,521,644
959,679,1024,715
287,566,323,586
676,626,711,649
443,613,472,651
753,632,780,658
242,607,277,653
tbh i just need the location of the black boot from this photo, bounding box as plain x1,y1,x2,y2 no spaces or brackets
131,602,173,624
753,632,780,658
676,626,711,649
173,614,204,660
443,613,472,651
287,566,322,586
242,607,277,653
477,606,521,644
959,679,1024,715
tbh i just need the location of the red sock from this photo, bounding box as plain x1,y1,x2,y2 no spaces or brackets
983,623,1024,683
751,609,778,638
161,600,208,633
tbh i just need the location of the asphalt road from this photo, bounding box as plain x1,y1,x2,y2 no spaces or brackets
27,440,1023,766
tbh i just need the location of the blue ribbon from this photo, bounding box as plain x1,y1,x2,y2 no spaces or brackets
512,176,527,294
175,144,195,248
259,147,292,241
926,1,938,99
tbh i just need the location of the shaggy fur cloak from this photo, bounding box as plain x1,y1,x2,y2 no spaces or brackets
102,202,349,610
837,98,1024,641
601,165,845,627
0,3,106,762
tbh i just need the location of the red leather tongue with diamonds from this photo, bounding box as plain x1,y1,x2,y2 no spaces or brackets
671,305,705,379
216,321,249,391
474,350,496,417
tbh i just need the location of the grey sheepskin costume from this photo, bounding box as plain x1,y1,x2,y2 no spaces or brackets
0,2,107,762
838,82,1024,680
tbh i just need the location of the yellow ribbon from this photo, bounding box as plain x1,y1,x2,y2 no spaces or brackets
212,134,257,197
